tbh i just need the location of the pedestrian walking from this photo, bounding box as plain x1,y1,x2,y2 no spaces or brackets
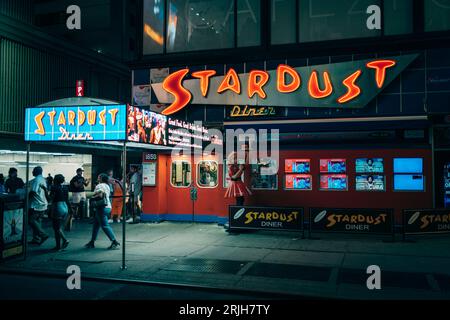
49,174,70,251
28,166,49,245
85,173,120,249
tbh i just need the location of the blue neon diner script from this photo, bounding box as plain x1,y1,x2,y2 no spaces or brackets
25,105,127,141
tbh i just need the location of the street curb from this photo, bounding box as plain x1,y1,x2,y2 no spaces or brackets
0,267,326,300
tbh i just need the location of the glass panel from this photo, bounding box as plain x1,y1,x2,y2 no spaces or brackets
171,160,191,187
393,158,423,173
271,0,297,44
383,0,413,35
251,158,278,190
425,0,450,32
299,0,381,42
237,0,261,47
319,174,348,191
167,0,234,52
394,174,425,191
197,161,219,188
143,0,165,55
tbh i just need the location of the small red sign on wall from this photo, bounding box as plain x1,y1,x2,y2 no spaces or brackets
76,80,84,97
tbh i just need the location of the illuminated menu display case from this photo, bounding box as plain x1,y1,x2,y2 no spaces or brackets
319,159,347,191
355,158,385,191
284,159,312,190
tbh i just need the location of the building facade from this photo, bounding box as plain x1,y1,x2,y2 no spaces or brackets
131,0,450,224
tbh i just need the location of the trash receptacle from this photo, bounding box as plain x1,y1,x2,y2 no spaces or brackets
0,194,25,261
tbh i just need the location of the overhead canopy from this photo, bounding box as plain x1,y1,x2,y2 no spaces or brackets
37,97,122,107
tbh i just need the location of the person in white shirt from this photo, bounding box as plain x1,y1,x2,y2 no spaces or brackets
85,173,120,250
28,166,49,245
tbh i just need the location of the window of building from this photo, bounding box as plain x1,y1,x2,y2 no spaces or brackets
425,0,450,32
298,0,381,42
197,161,219,188
271,0,297,45
237,0,261,47
384,0,413,35
166,0,234,53
170,160,191,187
143,0,165,55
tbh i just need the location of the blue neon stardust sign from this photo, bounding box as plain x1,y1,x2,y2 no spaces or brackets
25,105,127,142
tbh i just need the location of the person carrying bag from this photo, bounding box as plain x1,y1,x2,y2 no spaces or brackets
85,174,120,250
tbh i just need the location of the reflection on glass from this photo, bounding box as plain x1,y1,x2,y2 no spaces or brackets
271,0,296,44
425,0,450,32
197,161,218,188
171,160,191,187
237,0,261,47
383,0,413,35
143,0,165,55
299,0,381,42
251,159,278,190
167,0,234,52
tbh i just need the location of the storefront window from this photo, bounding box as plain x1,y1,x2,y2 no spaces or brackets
197,161,218,188
166,0,234,53
143,0,165,55
251,159,278,190
271,0,297,45
237,0,261,47
384,0,413,35
299,0,381,42
171,160,191,187
425,0,450,32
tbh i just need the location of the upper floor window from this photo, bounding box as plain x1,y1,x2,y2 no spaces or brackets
425,0,450,32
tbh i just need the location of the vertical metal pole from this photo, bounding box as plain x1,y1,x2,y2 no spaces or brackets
430,126,436,208
121,141,127,270
23,143,30,260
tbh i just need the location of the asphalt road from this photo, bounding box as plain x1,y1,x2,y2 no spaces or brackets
0,272,272,300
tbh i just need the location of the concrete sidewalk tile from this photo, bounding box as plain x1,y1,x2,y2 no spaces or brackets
188,246,270,262
261,250,344,267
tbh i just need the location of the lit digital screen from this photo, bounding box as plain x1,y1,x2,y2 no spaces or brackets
285,159,310,173
394,174,424,191
320,159,346,173
355,158,384,173
320,174,348,190
356,175,385,191
285,174,312,190
127,106,167,145
393,158,423,173
25,105,127,142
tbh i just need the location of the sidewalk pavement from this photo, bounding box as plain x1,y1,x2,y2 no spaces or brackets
1,220,450,299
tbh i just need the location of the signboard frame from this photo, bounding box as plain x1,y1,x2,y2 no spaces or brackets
403,208,450,236
229,206,304,236
309,207,395,237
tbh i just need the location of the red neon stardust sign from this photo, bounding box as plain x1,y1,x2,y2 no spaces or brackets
157,59,407,116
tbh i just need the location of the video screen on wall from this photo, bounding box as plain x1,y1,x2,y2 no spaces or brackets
320,174,348,191
285,159,310,173
127,106,167,145
394,175,424,191
320,159,346,173
285,174,312,190
355,158,384,173
355,175,385,191
393,158,423,173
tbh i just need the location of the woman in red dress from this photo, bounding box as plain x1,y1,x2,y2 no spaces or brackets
224,151,252,206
